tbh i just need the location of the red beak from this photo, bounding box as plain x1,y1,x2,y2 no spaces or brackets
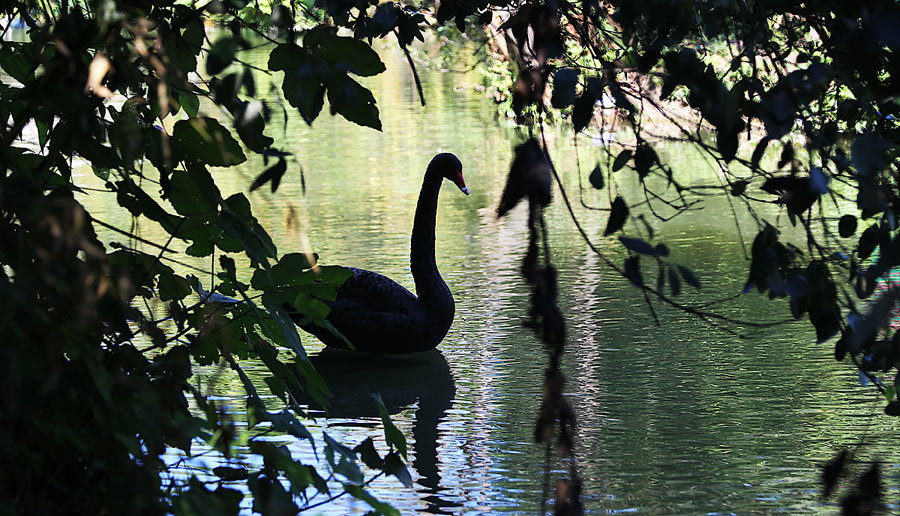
452,170,470,195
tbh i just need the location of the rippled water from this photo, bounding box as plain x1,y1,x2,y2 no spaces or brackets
71,42,900,513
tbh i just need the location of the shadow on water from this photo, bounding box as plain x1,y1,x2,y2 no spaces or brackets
301,348,458,513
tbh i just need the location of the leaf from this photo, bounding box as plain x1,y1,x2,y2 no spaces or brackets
263,302,308,360
633,143,656,179
158,272,192,301
326,74,382,130
345,485,401,516
623,256,643,287
603,196,629,236
852,132,887,177
323,433,363,483
354,438,383,469
265,410,315,446
0,43,35,84
373,393,407,460
588,164,604,189
750,138,769,170
382,452,413,488
677,265,701,289
173,117,246,167
313,33,386,77
182,17,205,51
858,225,879,261
551,68,578,109
282,70,325,125
292,292,331,320
252,263,346,293
821,450,848,498
213,466,249,481
838,215,857,238
572,90,596,133
620,237,657,256
232,100,274,152
207,37,237,75
668,265,682,296
218,193,277,264
886,401,900,416
730,180,749,196
179,90,200,117
612,149,632,172
250,158,287,193
169,164,221,217
809,167,829,194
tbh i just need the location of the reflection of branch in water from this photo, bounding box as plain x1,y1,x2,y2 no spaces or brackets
293,348,457,513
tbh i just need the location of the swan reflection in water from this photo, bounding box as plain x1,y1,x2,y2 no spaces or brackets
296,347,457,513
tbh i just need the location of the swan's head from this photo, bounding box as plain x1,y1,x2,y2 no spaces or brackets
430,153,469,195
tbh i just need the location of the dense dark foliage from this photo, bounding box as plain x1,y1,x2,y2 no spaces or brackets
3,0,900,512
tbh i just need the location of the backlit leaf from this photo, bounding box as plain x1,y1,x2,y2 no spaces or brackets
373,393,407,459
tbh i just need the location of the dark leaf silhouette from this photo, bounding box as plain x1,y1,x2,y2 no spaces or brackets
250,158,288,193
839,215,857,238
588,164,604,189
603,196,629,236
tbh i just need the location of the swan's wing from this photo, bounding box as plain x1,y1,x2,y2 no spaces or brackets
333,267,417,313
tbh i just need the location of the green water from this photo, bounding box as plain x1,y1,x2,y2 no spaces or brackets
72,43,900,514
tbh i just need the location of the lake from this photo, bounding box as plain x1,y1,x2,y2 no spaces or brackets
72,41,899,514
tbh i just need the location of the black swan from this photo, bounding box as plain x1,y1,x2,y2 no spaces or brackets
290,153,469,353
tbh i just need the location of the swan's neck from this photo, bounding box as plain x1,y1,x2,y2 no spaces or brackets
410,170,452,310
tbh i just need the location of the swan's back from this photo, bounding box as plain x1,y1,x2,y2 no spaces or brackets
296,268,450,353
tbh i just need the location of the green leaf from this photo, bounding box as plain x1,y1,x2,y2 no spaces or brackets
252,262,347,292
373,393,407,460
293,292,331,320
218,193,277,264
0,43,35,84
207,37,237,75
169,164,222,217
326,75,382,130
265,410,316,446
324,433,363,483
174,477,243,515
179,91,201,117
588,164,604,189
345,485,401,516
182,17,205,51
173,117,246,167
158,272,192,301
294,358,332,407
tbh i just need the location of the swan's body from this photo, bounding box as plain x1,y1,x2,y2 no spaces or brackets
292,153,468,353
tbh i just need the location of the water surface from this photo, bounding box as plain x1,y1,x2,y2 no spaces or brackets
72,43,900,514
